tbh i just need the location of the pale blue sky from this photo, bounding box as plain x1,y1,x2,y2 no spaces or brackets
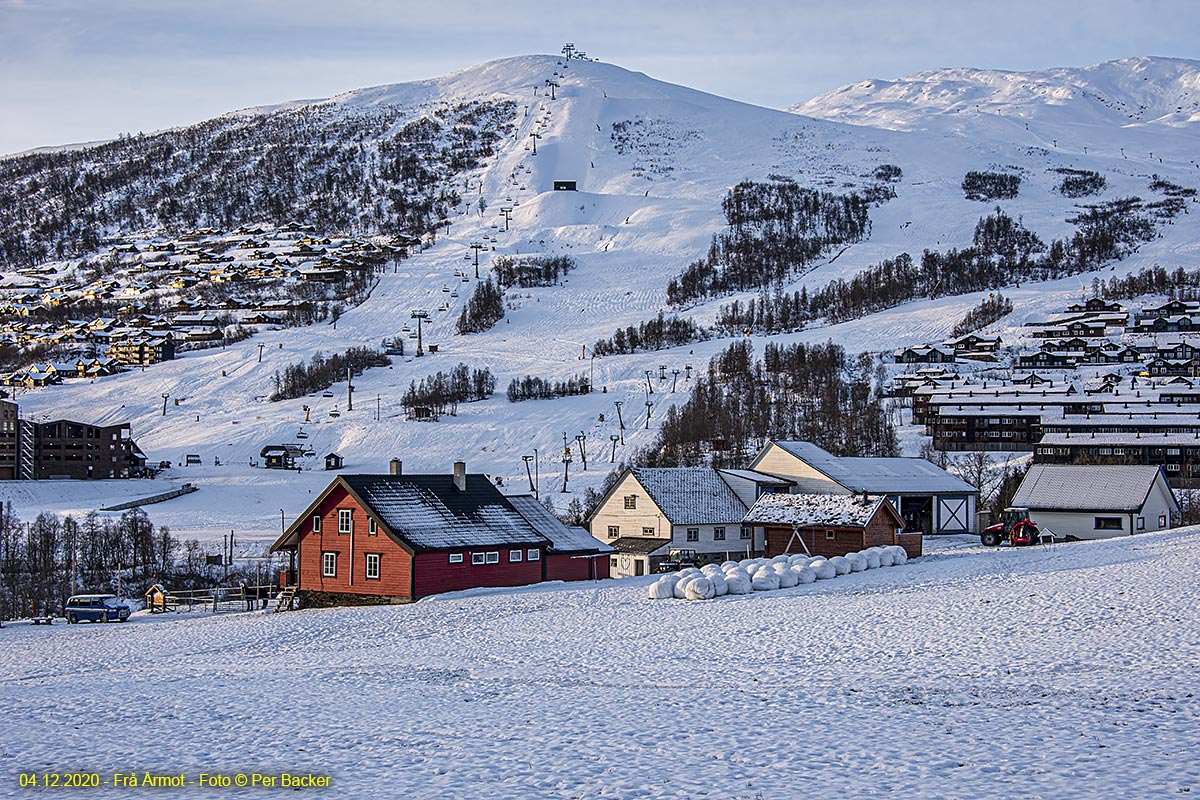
1,0,1196,155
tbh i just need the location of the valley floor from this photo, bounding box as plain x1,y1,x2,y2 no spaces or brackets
2,532,1198,799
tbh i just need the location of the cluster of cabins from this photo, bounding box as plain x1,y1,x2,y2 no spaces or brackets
0,224,423,379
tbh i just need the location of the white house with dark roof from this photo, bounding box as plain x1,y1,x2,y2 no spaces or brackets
748,440,979,535
1011,464,1178,540
586,466,776,577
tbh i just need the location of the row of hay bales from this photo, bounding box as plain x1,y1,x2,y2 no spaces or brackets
648,546,910,601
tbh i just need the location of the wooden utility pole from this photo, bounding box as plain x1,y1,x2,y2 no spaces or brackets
576,432,588,471
561,433,572,492
609,435,620,463
522,455,536,493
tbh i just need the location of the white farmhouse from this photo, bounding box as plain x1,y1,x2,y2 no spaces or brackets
587,467,786,578
1011,464,1179,540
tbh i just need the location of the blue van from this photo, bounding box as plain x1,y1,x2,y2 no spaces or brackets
65,594,131,624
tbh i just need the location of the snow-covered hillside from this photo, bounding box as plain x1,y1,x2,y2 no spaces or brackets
3,529,1199,799
3,54,1200,544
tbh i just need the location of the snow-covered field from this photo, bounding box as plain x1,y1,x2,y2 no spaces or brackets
3,530,1198,799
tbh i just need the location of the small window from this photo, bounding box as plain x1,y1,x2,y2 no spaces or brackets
527,548,540,561
1136,516,1145,531
338,509,352,534
740,526,752,540
509,549,523,563
686,528,699,542
365,553,380,579
471,552,486,566
610,557,618,569
312,515,321,533
607,525,619,539
368,518,377,536
1094,517,1123,531
623,495,637,509
714,527,726,541
322,552,337,577
449,553,464,564
1159,514,1168,528
642,526,655,536
485,551,500,565
825,530,836,540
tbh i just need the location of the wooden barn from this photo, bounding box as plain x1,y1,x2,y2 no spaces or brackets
743,492,922,560
271,462,552,605
507,494,613,581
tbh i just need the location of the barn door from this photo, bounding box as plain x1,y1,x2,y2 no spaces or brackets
937,496,968,533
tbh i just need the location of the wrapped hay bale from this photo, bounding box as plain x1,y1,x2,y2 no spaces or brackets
888,545,909,564
787,554,810,566
809,558,837,580
828,555,851,575
673,576,695,599
709,572,729,596
876,547,896,567
648,579,675,600
863,549,882,569
845,552,868,572
790,564,816,584
775,565,800,588
751,569,781,591
725,571,753,594
720,561,740,571
684,576,716,601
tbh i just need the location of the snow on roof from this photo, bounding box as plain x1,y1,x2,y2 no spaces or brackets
1012,465,1169,512
506,494,614,554
343,474,549,551
629,467,748,525
770,441,978,495
716,468,794,486
743,492,888,528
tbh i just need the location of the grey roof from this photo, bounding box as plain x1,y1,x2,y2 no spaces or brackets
1012,465,1171,512
769,441,977,495
610,536,672,555
342,474,549,551
743,493,890,528
506,495,615,554
630,467,748,525
717,468,794,487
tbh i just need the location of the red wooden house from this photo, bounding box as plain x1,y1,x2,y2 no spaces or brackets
271,463,551,605
743,492,922,560
507,494,613,581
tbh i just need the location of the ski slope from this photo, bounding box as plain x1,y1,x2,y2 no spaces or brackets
2,54,1200,544
2,529,1198,798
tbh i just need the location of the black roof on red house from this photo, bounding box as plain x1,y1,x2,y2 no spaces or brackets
271,473,550,554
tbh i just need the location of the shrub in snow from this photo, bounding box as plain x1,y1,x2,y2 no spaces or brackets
725,572,752,594
863,549,881,569
809,559,837,580
648,580,675,600
790,564,816,584
829,556,851,575
845,552,868,572
775,566,800,588
751,569,781,591
685,577,716,601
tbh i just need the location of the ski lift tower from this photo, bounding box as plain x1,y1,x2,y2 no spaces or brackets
411,309,430,357
469,241,485,278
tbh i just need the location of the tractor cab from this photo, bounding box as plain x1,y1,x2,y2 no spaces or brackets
656,548,700,573
981,507,1040,547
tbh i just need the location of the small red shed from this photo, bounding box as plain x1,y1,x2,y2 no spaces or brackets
270,462,551,605
744,492,921,560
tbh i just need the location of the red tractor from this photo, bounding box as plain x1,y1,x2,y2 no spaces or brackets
981,507,1042,547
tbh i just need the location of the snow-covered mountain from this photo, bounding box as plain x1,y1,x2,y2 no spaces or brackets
3,54,1200,544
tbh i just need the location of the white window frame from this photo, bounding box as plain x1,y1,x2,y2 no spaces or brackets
485,551,500,565
607,525,619,538
686,528,699,542
449,553,464,564
826,530,836,540
527,548,540,561
322,552,336,577
365,553,380,580
642,526,656,536
623,495,637,509
338,508,352,534
368,518,377,536
312,514,321,533
509,549,523,563
740,526,752,540
714,527,726,541
471,552,486,566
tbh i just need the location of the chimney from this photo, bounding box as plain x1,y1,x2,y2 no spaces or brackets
389,458,402,475
453,461,467,492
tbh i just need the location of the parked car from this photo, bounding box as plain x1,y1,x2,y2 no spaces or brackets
65,594,131,624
